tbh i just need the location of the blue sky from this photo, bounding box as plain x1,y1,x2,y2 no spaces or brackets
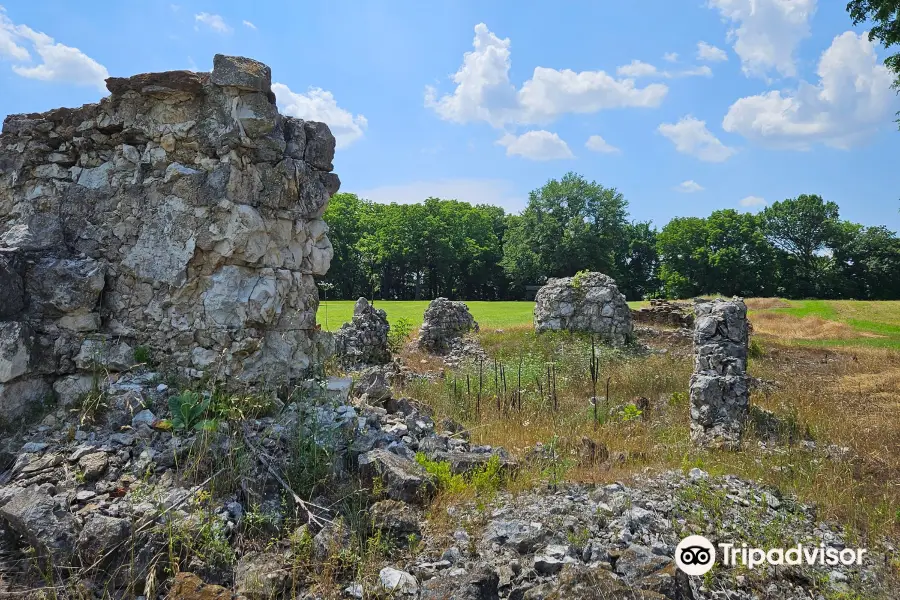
1,0,898,231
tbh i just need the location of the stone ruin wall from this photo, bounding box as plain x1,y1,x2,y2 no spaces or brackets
0,55,339,423
689,298,750,449
533,272,633,347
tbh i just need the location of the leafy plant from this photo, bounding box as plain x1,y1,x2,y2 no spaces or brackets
415,453,466,493
621,403,643,422
571,269,592,290
133,345,152,366
388,317,414,354
167,391,213,432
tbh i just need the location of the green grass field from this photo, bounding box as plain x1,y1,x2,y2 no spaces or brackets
317,300,535,331
318,298,900,349
762,299,900,349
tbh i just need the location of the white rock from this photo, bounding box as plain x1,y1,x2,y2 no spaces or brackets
378,567,418,596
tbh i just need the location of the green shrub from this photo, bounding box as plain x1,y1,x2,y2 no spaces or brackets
388,317,414,354
133,345,152,366
416,453,466,493
749,338,765,359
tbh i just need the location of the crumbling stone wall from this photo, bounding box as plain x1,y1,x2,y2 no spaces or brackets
417,298,478,353
689,298,750,449
533,272,633,346
632,299,694,329
334,298,391,368
0,54,339,422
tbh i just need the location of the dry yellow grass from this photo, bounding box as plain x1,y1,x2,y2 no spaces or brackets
744,297,792,310
750,312,879,340
400,323,900,540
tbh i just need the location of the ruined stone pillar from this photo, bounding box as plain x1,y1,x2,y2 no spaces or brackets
689,298,750,449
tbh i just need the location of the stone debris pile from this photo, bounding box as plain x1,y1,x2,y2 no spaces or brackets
632,299,695,329
334,297,392,368
533,272,633,346
0,54,340,424
417,298,479,353
689,298,750,449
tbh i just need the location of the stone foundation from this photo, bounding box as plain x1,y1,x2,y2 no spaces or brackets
533,272,633,346
0,54,339,422
689,298,750,449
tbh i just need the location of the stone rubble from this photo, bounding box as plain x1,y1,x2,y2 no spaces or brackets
417,298,479,354
334,297,392,368
689,298,751,449
632,299,695,329
533,272,633,346
0,54,340,424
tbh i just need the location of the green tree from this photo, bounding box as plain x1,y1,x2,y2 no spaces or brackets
501,172,629,294
615,221,659,300
848,0,900,94
321,193,375,299
657,217,711,298
761,195,840,297
831,222,900,299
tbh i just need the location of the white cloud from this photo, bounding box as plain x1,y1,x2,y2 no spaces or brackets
0,8,29,61
697,41,728,62
723,31,896,149
708,0,816,79
496,130,574,160
425,23,668,127
617,60,658,78
195,12,232,34
585,134,620,154
663,52,679,63
658,116,736,162
242,20,257,30
272,82,368,149
676,180,705,193
616,60,712,79
0,10,108,90
356,179,525,212
739,195,766,207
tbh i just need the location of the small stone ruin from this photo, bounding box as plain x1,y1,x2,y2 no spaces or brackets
334,297,391,368
689,298,750,449
417,298,478,353
631,299,694,329
0,54,339,424
533,272,633,346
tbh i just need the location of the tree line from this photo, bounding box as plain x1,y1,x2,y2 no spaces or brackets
322,172,900,301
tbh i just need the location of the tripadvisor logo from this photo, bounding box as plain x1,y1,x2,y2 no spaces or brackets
675,535,868,576
675,535,716,575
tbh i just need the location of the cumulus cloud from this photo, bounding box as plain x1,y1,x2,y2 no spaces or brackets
722,31,896,149
496,130,574,160
425,23,667,128
0,8,29,61
708,0,816,79
272,82,368,149
663,52,679,63
697,41,728,62
585,134,620,154
676,180,705,193
195,12,232,34
0,8,108,90
658,116,736,162
242,20,257,30
740,195,766,207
